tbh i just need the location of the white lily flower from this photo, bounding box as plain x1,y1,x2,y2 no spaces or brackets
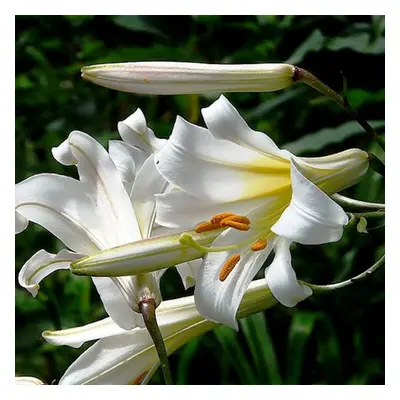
42,279,277,385
15,109,200,330
151,95,369,328
81,62,295,94
15,376,45,385
68,96,368,329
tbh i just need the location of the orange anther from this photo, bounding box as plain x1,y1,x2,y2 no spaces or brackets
195,221,221,233
220,220,250,231
219,254,241,282
250,238,268,251
210,212,235,224
221,215,251,225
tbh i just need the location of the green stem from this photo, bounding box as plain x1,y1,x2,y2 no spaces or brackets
350,210,385,219
139,299,173,385
332,193,385,211
293,67,385,151
301,254,385,293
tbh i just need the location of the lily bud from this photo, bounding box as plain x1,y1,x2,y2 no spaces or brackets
81,62,295,94
70,229,222,277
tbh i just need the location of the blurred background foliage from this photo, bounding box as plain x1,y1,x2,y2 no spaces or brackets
15,15,384,385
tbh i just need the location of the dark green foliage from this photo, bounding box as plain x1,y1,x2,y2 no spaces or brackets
15,15,384,384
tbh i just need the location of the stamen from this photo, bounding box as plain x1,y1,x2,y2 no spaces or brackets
219,254,241,282
221,220,250,231
195,221,221,233
251,238,268,251
210,212,235,224
221,215,251,225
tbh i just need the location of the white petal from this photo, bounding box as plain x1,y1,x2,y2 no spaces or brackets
52,138,77,165
92,277,144,331
15,377,44,385
202,95,291,159
108,140,148,194
67,130,142,247
271,159,349,245
59,296,205,385
131,154,169,238
118,108,166,154
265,238,312,307
59,330,153,385
15,211,28,234
195,228,274,330
15,173,104,253
155,117,291,202
42,317,126,348
175,259,202,290
18,249,82,297
111,274,162,314
155,188,271,229
295,149,369,195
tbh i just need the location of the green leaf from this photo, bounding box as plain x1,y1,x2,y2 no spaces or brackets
176,337,202,384
113,16,167,38
286,29,325,65
214,325,258,384
240,312,282,384
316,315,343,384
286,311,318,384
357,217,368,234
283,120,385,154
327,33,384,55
245,87,307,121
346,89,385,109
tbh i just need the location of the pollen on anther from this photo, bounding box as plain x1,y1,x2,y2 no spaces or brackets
210,212,235,224
219,254,241,282
251,238,268,251
195,221,221,233
220,220,250,231
221,215,251,225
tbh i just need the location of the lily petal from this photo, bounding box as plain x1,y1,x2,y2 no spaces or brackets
155,190,267,229
57,130,142,247
91,277,144,331
271,159,349,245
15,211,28,234
265,238,312,307
131,154,169,238
175,259,202,290
155,117,291,202
195,227,275,330
202,94,291,159
117,108,166,154
108,140,148,194
42,317,126,348
15,174,104,253
15,377,44,385
18,249,82,297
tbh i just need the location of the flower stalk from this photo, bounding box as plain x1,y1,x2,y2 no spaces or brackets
301,254,385,293
139,299,173,385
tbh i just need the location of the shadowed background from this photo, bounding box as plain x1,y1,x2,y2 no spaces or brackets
15,15,384,384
